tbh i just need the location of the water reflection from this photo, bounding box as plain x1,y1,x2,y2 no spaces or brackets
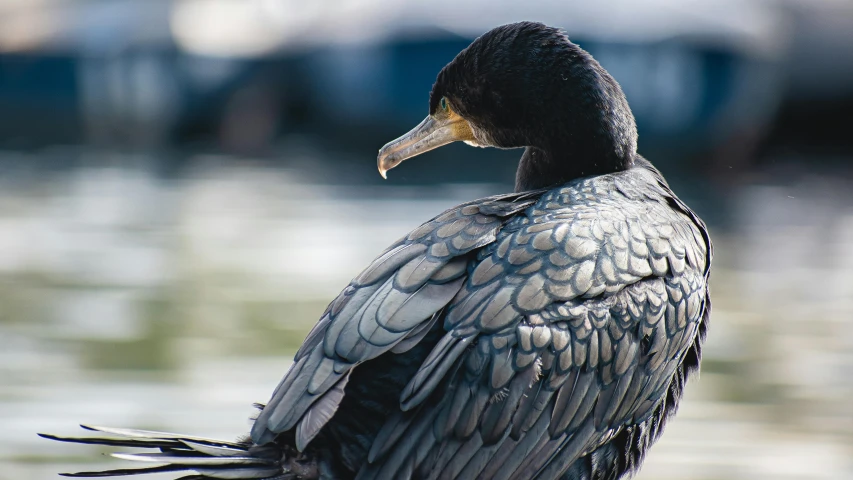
2,156,853,479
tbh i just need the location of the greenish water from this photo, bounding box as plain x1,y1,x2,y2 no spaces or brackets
2,158,853,479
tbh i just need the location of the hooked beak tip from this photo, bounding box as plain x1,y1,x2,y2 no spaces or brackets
377,150,391,179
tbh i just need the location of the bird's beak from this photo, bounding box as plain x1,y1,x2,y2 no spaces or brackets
377,113,475,179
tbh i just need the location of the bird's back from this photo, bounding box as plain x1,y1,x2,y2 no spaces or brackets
251,159,711,479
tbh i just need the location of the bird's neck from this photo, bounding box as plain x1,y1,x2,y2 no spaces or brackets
515,145,634,191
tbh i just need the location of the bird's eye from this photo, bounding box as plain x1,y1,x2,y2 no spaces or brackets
440,97,448,112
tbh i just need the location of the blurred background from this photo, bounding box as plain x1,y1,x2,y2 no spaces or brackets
1,0,852,478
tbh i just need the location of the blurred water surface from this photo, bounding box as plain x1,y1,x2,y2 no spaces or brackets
1,152,853,480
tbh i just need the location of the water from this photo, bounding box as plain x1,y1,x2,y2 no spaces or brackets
2,154,853,479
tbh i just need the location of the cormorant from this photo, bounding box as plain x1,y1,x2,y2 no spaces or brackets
41,21,712,480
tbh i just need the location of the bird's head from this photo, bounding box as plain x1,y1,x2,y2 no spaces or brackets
377,21,637,188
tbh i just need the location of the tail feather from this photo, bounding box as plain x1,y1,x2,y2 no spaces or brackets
59,464,191,478
110,452,273,467
78,425,248,447
38,425,287,479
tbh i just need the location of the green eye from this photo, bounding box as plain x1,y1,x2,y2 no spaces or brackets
440,97,448,112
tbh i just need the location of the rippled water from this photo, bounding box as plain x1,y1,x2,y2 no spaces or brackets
2,155,853,479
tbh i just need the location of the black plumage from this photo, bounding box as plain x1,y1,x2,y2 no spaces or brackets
41,22,712,480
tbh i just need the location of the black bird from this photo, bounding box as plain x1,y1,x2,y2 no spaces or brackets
41,22,712,480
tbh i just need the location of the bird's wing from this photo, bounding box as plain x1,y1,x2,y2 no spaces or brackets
359,188,710,480
250,190,544,449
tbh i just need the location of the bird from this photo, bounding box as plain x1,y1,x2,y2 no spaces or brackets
41,21,712,480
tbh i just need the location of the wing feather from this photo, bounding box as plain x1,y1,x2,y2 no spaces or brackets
251,192,541,449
